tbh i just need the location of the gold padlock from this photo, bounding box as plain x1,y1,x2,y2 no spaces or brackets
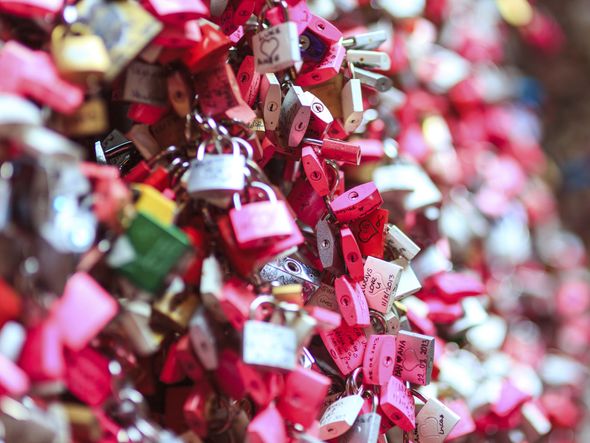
49,97,108,136
51,23,111,84
305,74,344,119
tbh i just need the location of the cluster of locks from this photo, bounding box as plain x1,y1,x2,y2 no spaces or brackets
0,0,585,441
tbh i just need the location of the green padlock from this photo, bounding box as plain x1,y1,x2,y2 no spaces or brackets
108,211,191,294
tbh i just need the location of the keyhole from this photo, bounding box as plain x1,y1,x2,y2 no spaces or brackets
348,253,358,263
312,73,321,81
296,121,305,131
341,296,350,307
321,239,330,249
384,356,392,367
268,102,278,112
317,22,325,31
240,73,250,83
310,171,321,181
286,260,300,273
313,102,324,113
348,191,359,200
175,91,184,100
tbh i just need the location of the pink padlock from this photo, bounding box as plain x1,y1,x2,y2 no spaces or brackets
287,177,327,227
247,403,288,443
302,146,331,197
340,227,365,282
18,320,64,382
52,272,118,352
426,271,485,303
330,182,383,223
237,55,262,107
218,278,256,332
266,0,311,35
0,354,29,396
141,0,208,24
307,14,343,44
237,358,283,407
335,275,370,327
277,367,331,427
296,43,346,87
320,322,367,375
307,95,334,139
362,334,396,386
305,305,342,331
392,330,435,386
64,346,112,406
380,376,416,432
0,41,83,114
0,0,63,18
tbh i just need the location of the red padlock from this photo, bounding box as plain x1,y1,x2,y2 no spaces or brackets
141,0,208,24
301,146,331,197
340,227,365,282
247,403,288,443
64,346,113,406
181,22,232,73
362,334,396,385
330,182,383,223
380,376,416,432
335,275,370,327
320,322,367,375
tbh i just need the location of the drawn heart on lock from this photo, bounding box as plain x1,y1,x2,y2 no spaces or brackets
402,348,420,372
418,416,439,438
260,37,280,62
357,219,378,242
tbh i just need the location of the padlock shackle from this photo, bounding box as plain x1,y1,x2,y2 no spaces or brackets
369,310,387,334
232,181,278,210
258,0,290,28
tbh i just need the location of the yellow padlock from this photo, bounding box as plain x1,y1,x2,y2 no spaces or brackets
51,23,111,84
132,183,176,226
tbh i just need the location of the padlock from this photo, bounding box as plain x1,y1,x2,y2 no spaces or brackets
342,30,388,50
127,102,168,125
265,0,311,35
183,383,213,438
152,278,199,332
259,73,282,130
181,22,231,72
300,29,329,62
341,73,363,133
51,272,118,351
335,275,370,327
18,320,64,382
167,69,193,117
349,208,388,259
319,369,365,440
217,278,257,332
316,217,345,275
194,63,256,123
308,283,339,313
330,182,383,223
302,146,331,196
229,181,297,249
108,211,192,294
287,176,328,227
117,300,164,357
50,97,109,137
340,392,382,443
306,14,343,44
132,183,176,225
75,0,163,81
279,84,314,147
340,227,365,282
187,137,246,205
320,322,367,375
155,22,203,49
258,256,322,303
393,330,435,386
188,306,219,370
353,66,393,92
302,137,361,165
252,1,301,73
242,296,297,371
297,42,346,87
64,347,113,407
360,256,403,313
236,55,262,107
412,393,460,443
384,224,421,262
51,23,110,84
0,353,29,397
113,60,168,106
362,334,396,386
247,403,288,443
346,50,391,70
390,259,422,301
307,95,334,139
0,321,25,362
277,366,331,428
0,397,60,443
380,376,415,432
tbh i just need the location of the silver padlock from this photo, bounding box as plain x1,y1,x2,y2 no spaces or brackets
199,255,226,321
242,296,297,371
353,66,393,92
319,369,365,440
260,73,282,130
345,49,391,70
116,60,168,106
385,224,421,262
187,135,247,206
342,30,388,49
393,330,435,386
189,305,219,370
341,65,364,133
258,255,322,302
279,84,314,147
252,1,301,73
340,391,381,443
413,391,460,443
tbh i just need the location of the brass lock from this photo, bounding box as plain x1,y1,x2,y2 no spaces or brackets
51,23,110,84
